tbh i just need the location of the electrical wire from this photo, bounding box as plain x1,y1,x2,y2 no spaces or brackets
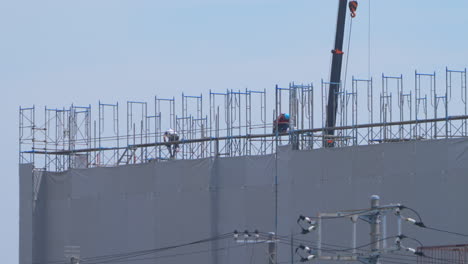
277,234,394,253
401,206,423,223
90,231,455,264
81,242,250,264
403,235,424,248
81,232,277,264
79,232,233,264
85,234,233,264
293,235,463,264
259,229,467,264
294,244,418,264
422,226,468,238
402,206,468,238
292,225,468,264
275,237,418,264
377,259,415,264
334,235,398,251
36,261,67,264
35,213,468,264
33,260,69,264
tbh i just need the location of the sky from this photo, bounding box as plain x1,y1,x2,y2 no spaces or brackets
1,1,468,263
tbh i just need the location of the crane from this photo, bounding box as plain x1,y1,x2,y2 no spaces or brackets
325,0,358,147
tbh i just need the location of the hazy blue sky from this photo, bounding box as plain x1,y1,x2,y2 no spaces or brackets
2,1,468,263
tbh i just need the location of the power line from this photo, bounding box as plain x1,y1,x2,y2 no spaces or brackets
260,231,406,256
334,236,398,252
401,206,423,223
81,242,250,264
85,235,232,264
33,260,68,264
277,234,397,254
275,235,434,264
422,226,468,238
271,226,466,264
402,206,468,238
49,230,462,264
274,236,419,264
77,233,233,264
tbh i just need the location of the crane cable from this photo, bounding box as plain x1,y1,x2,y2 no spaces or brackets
368,0,372,79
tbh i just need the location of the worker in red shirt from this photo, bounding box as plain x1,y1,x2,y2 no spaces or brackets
273,113,290,133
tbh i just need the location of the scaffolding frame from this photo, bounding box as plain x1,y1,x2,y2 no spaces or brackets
19,67,468,172
446,67,467,137
96,102,119,167
352,77,373,145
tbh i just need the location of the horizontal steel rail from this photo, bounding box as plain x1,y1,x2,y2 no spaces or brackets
26,115,468,155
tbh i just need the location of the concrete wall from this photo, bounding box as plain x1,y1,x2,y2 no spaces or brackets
20,138,468,264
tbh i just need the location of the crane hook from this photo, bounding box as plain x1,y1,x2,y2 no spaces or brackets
349,1,358,18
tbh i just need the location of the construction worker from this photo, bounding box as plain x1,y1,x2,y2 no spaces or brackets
163,129,180,159
273,113,290,133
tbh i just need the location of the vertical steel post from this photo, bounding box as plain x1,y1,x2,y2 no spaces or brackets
317,215,322,257
465,68,467,136
396,208,402,237
352,216,357,255
290,232,294,264
18,106,21,164
370,195,381,264
268,232,276,264
382,214,387,249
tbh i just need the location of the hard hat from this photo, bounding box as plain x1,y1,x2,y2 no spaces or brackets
166,128,174,134
284,114,290,119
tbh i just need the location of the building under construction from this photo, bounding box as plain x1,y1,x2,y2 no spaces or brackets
19,67,468,264
19,1,468,263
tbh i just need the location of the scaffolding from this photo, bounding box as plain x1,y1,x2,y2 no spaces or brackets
19,67,468,172
375,74,412,142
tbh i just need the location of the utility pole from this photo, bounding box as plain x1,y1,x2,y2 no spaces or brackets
296,195,422,263
268,232,276,264
370,195,381,264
